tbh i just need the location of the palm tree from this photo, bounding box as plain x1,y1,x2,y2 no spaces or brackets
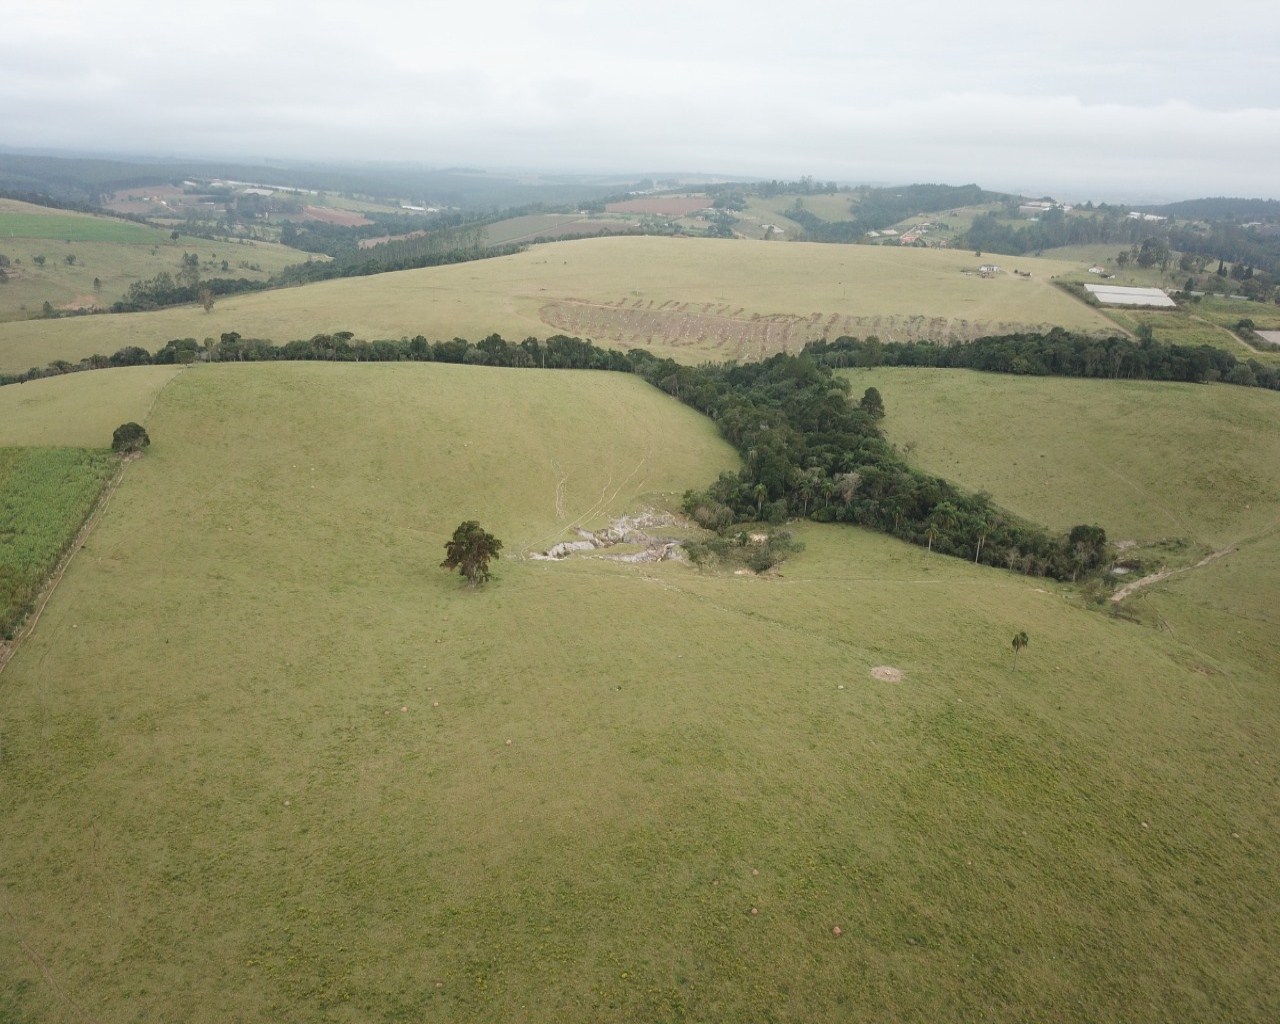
1011,631,1029,670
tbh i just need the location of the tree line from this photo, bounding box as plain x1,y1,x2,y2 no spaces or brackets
628,352,1109,581
802,329,1280,390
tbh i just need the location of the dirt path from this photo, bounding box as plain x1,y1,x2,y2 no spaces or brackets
1189,314,1267,357
1110,546,1235,603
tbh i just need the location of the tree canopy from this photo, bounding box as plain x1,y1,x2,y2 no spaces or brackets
441,521,502,587
111,422,150,454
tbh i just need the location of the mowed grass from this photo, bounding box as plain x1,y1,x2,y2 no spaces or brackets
851,368,1280,552
0,446,115,638
0,365,182,447
0,236,1112,372
1,363,1277,1022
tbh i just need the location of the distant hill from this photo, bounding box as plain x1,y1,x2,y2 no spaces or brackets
1136,197,1280,222
0,152,642,211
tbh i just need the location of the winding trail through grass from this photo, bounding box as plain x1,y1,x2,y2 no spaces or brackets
1111,546,1237,603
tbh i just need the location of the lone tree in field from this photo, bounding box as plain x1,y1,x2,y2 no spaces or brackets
441,521,502,587
1011,631,1029,670
112,422,150,454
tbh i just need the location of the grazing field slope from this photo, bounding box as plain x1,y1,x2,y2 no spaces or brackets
854,368,1280,551
0,198,307,324
0,365,182,446
0,236,1116,372
1,362,1276,1023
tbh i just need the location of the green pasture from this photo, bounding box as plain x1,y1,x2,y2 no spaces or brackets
482,213,618,245
0,446,115,639
0,199,308,324
0,206,168,245
0,362,1276,1022
0,236,1113,372
1096,305,1280,366
0,365,182,446
853,367,1280,553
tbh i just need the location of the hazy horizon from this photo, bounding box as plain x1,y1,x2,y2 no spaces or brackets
4,0,1279,203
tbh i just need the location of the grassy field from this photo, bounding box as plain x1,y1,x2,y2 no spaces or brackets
0,236,1115,372
850,367,1280,554
481,213,620,245
1096,303,1280,367
0,362,1276,1022
0,365,182,446
0,446,115,639
0,198,308,323
0,210,166,244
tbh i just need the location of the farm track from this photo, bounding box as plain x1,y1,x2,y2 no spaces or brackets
1110,546,1236,603
1190,313,1270,357
1111,503,1280,605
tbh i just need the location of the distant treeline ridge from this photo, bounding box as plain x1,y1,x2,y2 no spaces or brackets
8,326,1274,392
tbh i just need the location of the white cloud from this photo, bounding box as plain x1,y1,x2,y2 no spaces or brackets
2,0,1279,198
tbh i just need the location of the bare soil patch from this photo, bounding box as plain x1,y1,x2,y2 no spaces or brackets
359,229,427,249
606,196,712,216
870,666,904,682
303,206,371,227
530,510,685,564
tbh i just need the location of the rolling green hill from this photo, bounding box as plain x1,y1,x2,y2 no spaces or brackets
853,368,1280,550
0,197,309,325
0,235,1116,373
0,362,1275,1022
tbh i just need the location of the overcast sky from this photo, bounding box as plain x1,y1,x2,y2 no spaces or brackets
4,0,1279,201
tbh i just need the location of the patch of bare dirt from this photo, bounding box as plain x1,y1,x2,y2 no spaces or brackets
870,666,903,682
303,205,371,227
530,510,686,564
359,230,427,249
605,196,711,216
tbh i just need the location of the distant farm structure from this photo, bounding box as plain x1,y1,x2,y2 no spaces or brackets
1084,284,1178,308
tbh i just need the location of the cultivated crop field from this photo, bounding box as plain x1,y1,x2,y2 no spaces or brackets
0,361,1276,1022
0,446,114,640
0,199,168,244
604,195,711,216
0,236,1116,372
